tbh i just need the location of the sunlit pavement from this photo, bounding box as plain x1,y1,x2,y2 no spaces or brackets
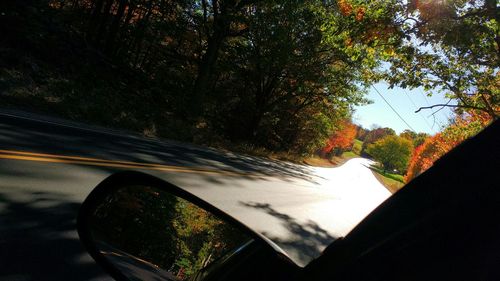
0,110,391,280
166,158,391,266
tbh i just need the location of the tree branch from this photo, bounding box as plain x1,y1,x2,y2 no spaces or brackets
415,103,486,113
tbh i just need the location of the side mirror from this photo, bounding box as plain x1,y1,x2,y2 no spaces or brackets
77,172,297,281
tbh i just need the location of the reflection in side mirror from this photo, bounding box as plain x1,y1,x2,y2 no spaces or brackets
77,173,254,281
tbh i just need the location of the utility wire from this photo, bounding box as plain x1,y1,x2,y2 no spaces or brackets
419,88,432,106
418,88,448,122
371,85,416,132
403,89,436,133
417,88,441,128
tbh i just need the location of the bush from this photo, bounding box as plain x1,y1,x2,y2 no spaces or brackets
366,135,413,174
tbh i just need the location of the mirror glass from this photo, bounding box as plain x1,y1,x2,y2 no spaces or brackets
86,185,253,281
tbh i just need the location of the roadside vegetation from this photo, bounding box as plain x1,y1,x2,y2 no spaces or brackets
366,135,413,174
369,165,405,194
1,1,497,174
352,139,363,156
405,111,492,183
359,111,493,193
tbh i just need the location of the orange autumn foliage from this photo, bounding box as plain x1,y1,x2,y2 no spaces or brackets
355,7,366,21
405,111,492,183
338,0,353,16
404,134,445,183
338,0,366,21
322,121,357,156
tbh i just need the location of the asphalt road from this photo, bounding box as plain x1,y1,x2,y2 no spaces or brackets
0,110,391,280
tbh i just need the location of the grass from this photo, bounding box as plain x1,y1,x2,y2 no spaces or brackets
369,165,405,193
304,146,362,168
304,155,351,168
352,139,363,155
303,156,339,167
341,151,358,159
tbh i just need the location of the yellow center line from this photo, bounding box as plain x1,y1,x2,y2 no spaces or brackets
0,149,183,167
0,150,261,178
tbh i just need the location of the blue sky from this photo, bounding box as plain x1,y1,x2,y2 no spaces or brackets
354,82,455,135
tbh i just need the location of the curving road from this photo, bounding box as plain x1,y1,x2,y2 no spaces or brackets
0,109,391,280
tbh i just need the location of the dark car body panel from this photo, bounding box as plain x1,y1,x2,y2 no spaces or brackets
304,120,500,280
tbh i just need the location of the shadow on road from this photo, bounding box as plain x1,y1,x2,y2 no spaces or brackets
0,115,324,184
240,202,337,265
0,114,334,279
0,189,109,281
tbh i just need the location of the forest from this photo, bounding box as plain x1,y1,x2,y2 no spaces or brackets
1,0,498,158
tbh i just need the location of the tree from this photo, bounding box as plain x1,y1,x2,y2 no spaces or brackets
209,0,374,153
190,0,262,115
404,134,441,183
321,120,357,157
361,127,396,155
400,129,429,148
355,125,369,141
413,132,430,148
366,135,413,173
399,129,416,141
37,0,416,154
405,110,492,182
384,0,499,119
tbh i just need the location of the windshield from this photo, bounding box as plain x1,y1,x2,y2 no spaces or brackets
0,0,497,277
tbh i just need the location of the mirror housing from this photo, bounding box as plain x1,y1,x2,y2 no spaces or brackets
77,171,297,281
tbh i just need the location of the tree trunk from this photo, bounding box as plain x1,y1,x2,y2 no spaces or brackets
131,2,153,67
479,92,498,119
191,28,226,115
104,0,128,56
88,0,104,38
94,0,114,48
115,3,135,57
